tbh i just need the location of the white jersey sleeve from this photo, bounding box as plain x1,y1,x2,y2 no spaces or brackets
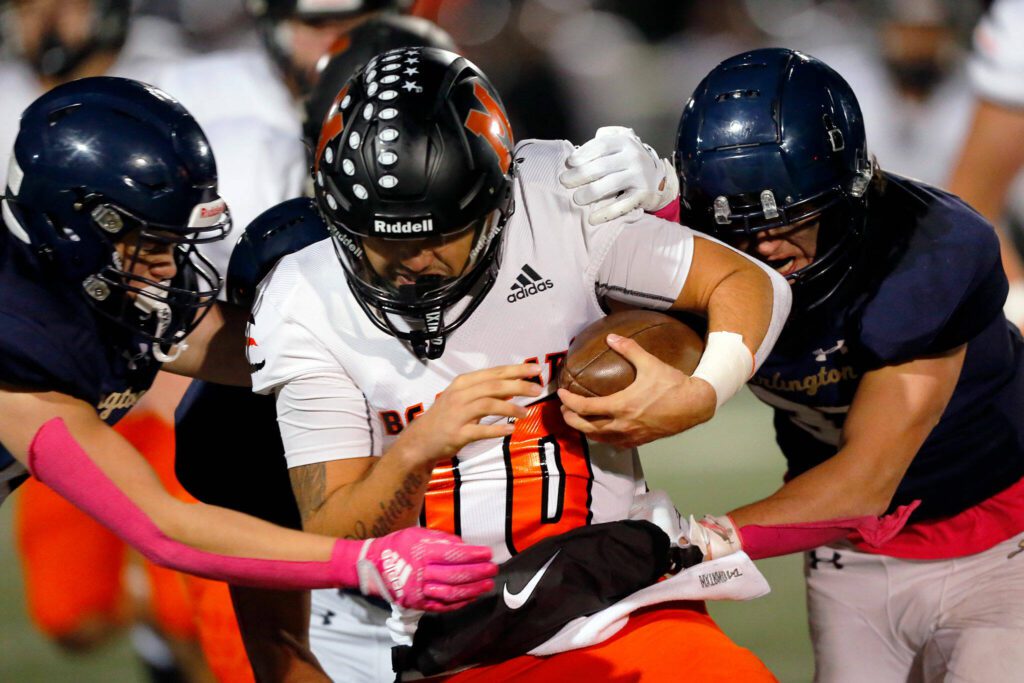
969,0,1024,107
594,214,695,309
512,139,694,309
247,250,378,467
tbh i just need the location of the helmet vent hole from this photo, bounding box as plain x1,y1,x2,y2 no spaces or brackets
46,104,81,125
715,89,760,102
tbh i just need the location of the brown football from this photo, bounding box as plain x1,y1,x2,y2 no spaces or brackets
559,310,704,397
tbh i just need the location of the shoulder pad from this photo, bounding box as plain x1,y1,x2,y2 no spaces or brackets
226,198,330,306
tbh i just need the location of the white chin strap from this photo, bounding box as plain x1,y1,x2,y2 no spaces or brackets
134,284,187,363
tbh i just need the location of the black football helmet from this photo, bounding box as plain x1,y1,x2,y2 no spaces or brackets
675,48,875,313
244,0,411,93
302,14,456,151
0,0,131,80
2,77,227,359
313,47,514,360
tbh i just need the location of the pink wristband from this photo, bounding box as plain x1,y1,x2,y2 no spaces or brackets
653,199,680,223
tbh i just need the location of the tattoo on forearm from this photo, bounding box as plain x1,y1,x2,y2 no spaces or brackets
289,462,327,524
345,471,426,540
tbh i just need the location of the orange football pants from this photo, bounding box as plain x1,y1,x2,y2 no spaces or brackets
436,601,777,682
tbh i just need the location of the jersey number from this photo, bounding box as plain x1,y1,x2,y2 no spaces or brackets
421,398,593,557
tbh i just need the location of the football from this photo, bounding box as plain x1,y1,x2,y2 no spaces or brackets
559,310,704,397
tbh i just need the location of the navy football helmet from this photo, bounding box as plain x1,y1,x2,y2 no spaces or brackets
313,47,514,359
0,0,131,79
2,77,227,359
675,48,875,313
302,14,456,151
244,0,412,93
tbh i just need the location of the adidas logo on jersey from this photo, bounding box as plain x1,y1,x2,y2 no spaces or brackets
372,218,434,235
507,264,554,303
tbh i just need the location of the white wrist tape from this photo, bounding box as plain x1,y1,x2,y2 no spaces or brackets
1005,281,1024,325
691,331,754,409
686,514,743,561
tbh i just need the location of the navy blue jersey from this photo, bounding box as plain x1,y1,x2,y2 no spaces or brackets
0,231,161,504
748,175,1024,521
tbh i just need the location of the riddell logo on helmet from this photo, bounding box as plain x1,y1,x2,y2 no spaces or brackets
372,218,434,235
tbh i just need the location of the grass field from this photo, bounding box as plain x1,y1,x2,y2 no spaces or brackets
0,389,814,682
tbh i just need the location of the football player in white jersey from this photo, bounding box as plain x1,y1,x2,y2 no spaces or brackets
159,8,459,680
248,46,791,681
949,0,1024,329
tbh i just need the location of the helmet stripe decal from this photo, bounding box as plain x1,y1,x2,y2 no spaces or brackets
464,82,513,174
316,83,351,172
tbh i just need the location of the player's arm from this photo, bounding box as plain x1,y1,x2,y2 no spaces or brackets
559,221,790,448
162,301,251,386
284,364,543,539
948,98,1024,325
229,586,330,683
688,345,965,561
0,385,496,606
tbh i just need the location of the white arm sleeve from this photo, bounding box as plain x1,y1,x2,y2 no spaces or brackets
275,371,379,469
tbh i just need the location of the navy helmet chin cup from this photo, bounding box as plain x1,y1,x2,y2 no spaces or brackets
676,48,874,314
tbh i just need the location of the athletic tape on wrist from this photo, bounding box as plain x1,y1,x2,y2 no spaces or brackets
691,331,754,409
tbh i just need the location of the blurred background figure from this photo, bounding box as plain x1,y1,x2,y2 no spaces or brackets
949,0,1024,329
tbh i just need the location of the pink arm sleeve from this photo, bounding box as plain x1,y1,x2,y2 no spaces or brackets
25,417,495,609
736,501,920,561
27,417,363,589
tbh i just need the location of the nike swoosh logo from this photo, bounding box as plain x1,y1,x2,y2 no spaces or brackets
502,550,560,610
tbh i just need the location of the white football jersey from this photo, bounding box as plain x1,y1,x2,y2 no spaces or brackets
969,0,1024,106
249,139,698,562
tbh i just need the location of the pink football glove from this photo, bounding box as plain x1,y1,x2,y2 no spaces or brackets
338,528,497,612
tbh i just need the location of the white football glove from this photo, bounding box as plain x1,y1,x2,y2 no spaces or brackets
685,514,743,561
559,126,679,225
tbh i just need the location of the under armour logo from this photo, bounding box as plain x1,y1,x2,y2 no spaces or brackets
809,550,843,569
813,340,847,362
319,609,336,626
1008,539,1024,561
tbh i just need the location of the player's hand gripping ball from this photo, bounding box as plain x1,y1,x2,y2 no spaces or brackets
559,310,704,397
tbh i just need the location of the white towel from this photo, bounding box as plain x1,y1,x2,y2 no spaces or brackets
527,550,770,656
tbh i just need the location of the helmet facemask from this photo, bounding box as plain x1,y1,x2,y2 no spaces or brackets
328,200,511,360
79,197,228,359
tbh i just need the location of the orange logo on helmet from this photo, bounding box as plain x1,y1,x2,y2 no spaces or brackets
315,82,350,173
464,82,513,174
